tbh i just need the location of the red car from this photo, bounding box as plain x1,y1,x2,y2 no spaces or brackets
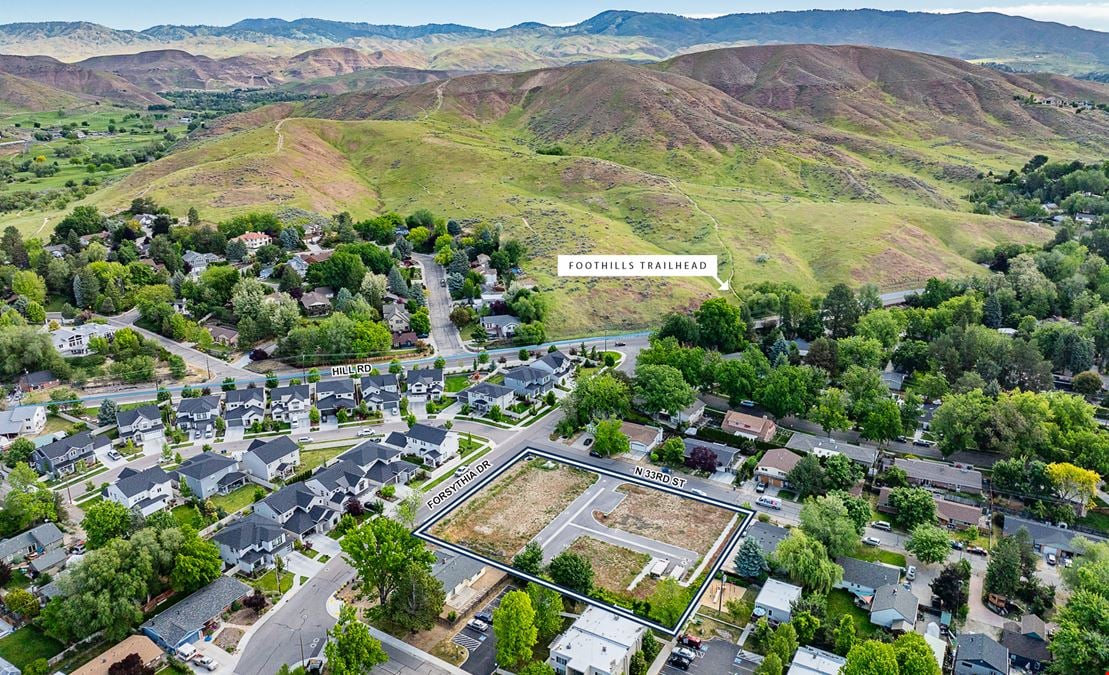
679,634,703,649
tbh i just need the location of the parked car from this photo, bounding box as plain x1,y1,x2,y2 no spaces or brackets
739,400,756,408
298,436,313,443
863,536,882,546
951,540,965,550
755,482,767,493
667,655,691,671
906,565,917,581
583,438,594,447
467,618,489,632
475,611,493,624
1047,553,1057,566
454,465,470,477
106,449,123,461
968,545,989,556
193,655,217,672
440,279,446,287
679,635,703,649
358,428,374,436
872,521,892,531
589,450,602,458
674,647,698,661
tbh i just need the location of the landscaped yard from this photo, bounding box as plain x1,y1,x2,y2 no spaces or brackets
300,445,352,472
445,374,472,393
211,484,264,515
0,626,64,668
486,373,504,385
42,415,75,437
171,503,209,529
430,457,598,562
1077,497,1109,535
603,483,738,555
826,589,881,639
853,544,908,569
251,569,294,595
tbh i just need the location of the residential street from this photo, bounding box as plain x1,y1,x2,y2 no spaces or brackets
413,252,468,357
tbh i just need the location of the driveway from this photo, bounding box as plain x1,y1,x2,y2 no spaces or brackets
306,534,342,559
223,426,244,443
285,551,325,578
413,253,467,357
662,639,749,675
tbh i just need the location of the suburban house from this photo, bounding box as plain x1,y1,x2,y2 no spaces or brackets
233,231,272,251
659,399,706,429
547,606,647,675
176,453,246,499
722,411,778,442
893,458,983,494
255,483,336,539
1000,615,1052,671
141,576,251,652
205,324,239,347
286,255,309,276
181,250,222,278
1002,515,1103,558
739,521,790,559
619,421,662,455
174,395,221,438
755,448,803,488
0,407,46,446
532,350,574,386
877,488,983,530
338,441,403,472
458,382,515,414
392,331,418,349
269,385,311,425
315,379,358,420
305,460,373,510
868,584,919,630
385,424,458,467
51,323,117,356
224,388,266,428
105,466,174,516
481,314,520,339
383,303,410,333
432,548,488,614
788,646,847,675
835,557,901,599
299,291,331,315
0,523,63,564
954,633,1010,675
681,439,740,473
754,578,803,624
33,431,109,477
212,513,291,575
786,435,878,470
334,441,419,487
18,370,59,392
406,368,444,401
503,365,553,399
242,436,300,481
360,374,401,415
71,635,164,675
115,405,164,445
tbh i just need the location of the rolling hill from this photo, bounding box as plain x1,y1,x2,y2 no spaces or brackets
0,54,168,107
18,44,1092,335
0,9,1106,73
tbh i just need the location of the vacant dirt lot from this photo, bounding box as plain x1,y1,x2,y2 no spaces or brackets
431,458,597,561
601,484,737,555
567,535,650,594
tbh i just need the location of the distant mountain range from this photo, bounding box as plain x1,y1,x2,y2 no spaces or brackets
1,9,1107,74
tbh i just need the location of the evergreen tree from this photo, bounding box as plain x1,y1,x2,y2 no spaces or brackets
983,294,1003,328
97,399,118,426
735,537,768,578
387,266,408,297
73,268,100,309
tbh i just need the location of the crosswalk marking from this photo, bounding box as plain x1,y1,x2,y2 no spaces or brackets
453,634,481,651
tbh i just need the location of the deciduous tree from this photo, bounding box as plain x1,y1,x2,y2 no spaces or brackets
906,524,951,565
493,590,537,670
341,517,436,608
324,605,388,675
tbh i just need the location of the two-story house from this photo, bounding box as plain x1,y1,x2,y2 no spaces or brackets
176,453,246,500
174,395,222,439
224,388,266,428
254,483,336,540
315,379,358,421
182,250,222,278
754,448,802,488
360,374,401,416
383,304,410,333
503,365,553,399
105,466,174,516
405,368,444,401
304,460,372,512
532,350,574,387
232,231,272,252
212,513,290,575
115,405,164,446
382,423,458,468
547,606,646,675
241,436,300,481
269,385,311,426
33,431,109,478
457,382,515,414
51,324,117,357
0,407,46,447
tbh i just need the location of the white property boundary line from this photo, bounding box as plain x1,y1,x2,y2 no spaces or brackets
414,447,754,636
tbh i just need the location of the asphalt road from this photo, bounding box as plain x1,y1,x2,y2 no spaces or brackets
413,253,468,357
105,309,254,380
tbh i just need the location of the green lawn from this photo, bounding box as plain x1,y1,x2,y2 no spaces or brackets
445,374,472,393
486,373,504,385
826,589,881,640
171,504,209,529
0,627,64,669
251,569,294,595
300,445,352,472
1077,508,1109,535
853,544,908,569
211,484,264,515
5,569,30,590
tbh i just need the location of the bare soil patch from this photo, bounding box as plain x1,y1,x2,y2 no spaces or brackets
601,483,736,555
430,458,597,562
225,608,262,626
566,536,649,594
215,627,244,653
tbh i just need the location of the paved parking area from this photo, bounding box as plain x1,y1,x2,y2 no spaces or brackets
456,588,512,675
662,639,752,675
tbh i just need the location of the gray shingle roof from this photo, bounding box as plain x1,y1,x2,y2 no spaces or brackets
742,521,790,556
462,382,514,399
225,388,264,406
407,368,443,386
176,452,237,480
35,431,106,461
339,441,401,467
504,365,546,383
270,385,310,402
141,576,250,647
246,436,299,464
870,584,918,622
0,523,63,560
407,423,447,445
213,513,285,550
176,395,221,416
316,379,355,397
894,458,982,491
113,466,172,498
956,633,1009,673
261,483,317,516
116,404,162,428
837,557,901,592
361,374,398,391
432,548,485,592
1003,515,1104,551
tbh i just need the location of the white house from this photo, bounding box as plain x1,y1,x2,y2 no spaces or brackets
458,382,515,414
315,378,358,420
532,350,574,386
224,388,265,428
232,231,272,252
269,385,311,426
383,304,410,333
175,395,221,439
0,407,46,446
254,483,336,539
360,374,401,415
547,606,646,675
105,466,174,516
384,424,458,467
788,646,847,675
212,513,291,575
51,323,117,356
754,578,803,624
406,368,444,401
481,314,520,339
619,421,662,455
115,405,164,445
241,436,300,481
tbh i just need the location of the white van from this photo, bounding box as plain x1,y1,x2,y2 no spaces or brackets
872,521,892,532
756,496,782,510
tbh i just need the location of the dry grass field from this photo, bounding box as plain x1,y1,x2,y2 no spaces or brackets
600,484,738,555
430,458,597,562
566,536,651,594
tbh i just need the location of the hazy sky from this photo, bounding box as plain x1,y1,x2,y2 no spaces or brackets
5,0,1108,31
